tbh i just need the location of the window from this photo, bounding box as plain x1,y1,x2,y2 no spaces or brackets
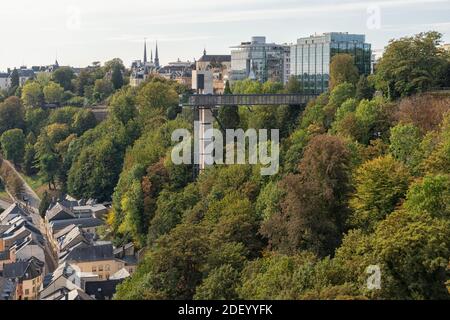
92,266,97,272
99,275,103,279
105,264,110,271
99,265,104,272
25,289,30,295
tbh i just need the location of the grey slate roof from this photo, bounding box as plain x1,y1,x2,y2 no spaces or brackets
198,55,231,63
49,217,104,233
3,257,44,280
46,203,74,221
63,243,114,263
0,203,29,224
84,279,123,300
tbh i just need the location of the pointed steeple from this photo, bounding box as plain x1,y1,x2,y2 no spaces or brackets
203,48,207,56
144,38,148,64
154,41,160,68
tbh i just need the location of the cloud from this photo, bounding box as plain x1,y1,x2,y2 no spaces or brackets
107,34,215,43
122,0,450,26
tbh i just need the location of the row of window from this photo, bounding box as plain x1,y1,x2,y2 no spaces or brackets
92,264,111,272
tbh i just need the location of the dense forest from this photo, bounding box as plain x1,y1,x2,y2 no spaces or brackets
1,31,450,300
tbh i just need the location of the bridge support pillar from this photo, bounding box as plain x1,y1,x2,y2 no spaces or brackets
194,107,214,174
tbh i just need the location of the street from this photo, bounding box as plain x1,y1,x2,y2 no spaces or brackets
0,159,58,273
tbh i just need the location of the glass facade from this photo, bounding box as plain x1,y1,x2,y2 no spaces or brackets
231,37,289,84
290,33,371,94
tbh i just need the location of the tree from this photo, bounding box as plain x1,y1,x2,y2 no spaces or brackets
349,155,411,231
43,82,64,105
395,95,450,135
261,135,352,256
68,137,124,201
285,76,303,93
52,67,75,91
23,143,37,176
25,108,48,135
21,82,43,107
375,31,448,98
1,129,25,165
38,191,51,218
111,64,124,90
0,96,25,134
330,54,359,90
404,174,450,220
355,75,375,100
93,79,114,102
137,80,179,114
237,252,343,300
218,81,240,130
72,109,97,136
372,210,450,299
194,265,240,300
114,223,210,300
389,123,422,167
109,87,138,125
10,68,19,88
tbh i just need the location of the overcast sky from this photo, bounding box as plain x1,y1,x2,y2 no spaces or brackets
1,0,449,71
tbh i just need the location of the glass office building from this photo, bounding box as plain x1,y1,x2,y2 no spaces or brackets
290,33,372,94
230,37,290,84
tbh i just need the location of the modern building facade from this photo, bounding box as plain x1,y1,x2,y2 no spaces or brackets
290,32,372,94
230,37,290,84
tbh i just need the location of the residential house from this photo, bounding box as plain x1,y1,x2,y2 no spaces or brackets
11,235,45,265
0,73,9,91
113,242,138,274
60,242,126,281
0,248,16,272
40,262,96,300
0,203,31,225
45,201,105,242
53,224,92,256
0,215,44,252
0,276,16,300
3,257,44,300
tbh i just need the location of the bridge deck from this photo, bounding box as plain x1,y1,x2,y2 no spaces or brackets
183,94,318,107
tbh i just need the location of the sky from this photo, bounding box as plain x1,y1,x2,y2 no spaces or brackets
1,0,450,71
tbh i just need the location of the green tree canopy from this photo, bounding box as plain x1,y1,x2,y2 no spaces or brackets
0,96,25,134
375,31,449,98
21,82,43,108
349,155,411,231
330,54,359,90
1,128,25,165
43,81,64,104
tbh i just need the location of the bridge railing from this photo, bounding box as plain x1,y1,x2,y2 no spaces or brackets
183,94,319,107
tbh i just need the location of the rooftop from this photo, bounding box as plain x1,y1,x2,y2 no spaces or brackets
3,257,44,281
62,242,114,263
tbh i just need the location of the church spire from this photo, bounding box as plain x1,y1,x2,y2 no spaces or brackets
144,38,148,64
154,41,160,68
